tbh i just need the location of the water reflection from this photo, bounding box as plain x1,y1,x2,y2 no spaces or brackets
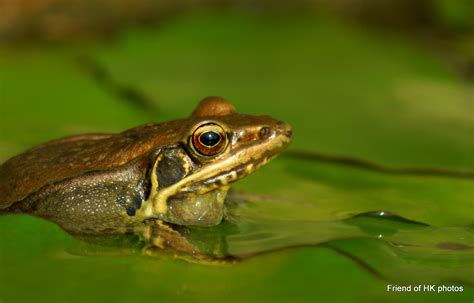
69,191,473,284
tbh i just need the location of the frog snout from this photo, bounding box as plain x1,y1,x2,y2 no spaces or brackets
276,121,293,139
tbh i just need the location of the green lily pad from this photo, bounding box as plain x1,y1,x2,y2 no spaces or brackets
0,10,472,303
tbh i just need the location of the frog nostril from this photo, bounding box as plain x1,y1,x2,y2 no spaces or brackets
259,127,272,140
277,122,292,138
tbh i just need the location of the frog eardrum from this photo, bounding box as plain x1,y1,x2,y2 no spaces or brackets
0,97,292,233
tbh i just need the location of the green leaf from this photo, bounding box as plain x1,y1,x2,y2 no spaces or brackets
1,11,472,303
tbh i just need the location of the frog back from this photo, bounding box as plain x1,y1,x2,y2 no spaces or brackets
0,120,186,208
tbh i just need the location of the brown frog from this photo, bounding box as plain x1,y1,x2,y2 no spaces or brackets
0,97,292,236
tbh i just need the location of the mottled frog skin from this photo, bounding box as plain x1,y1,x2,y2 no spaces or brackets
0,97,292,234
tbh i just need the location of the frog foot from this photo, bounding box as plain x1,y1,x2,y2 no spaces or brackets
137,219,240,264
143,246,240,265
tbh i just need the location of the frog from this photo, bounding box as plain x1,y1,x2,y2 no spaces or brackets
0,96,292,237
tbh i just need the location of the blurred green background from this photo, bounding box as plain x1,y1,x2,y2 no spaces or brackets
0,1,473,303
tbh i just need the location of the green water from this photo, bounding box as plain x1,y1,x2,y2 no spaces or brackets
0,10,472,303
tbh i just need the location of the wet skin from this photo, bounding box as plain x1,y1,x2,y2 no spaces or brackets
0,97,292,235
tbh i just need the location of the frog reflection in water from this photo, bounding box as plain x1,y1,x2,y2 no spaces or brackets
0,97,292,258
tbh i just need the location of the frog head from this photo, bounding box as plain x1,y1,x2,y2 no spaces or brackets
140,97,292,226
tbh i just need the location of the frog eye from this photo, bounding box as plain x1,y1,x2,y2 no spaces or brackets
191,123,228,156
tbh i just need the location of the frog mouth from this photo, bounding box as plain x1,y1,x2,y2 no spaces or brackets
182,152,280,194
143,128,291,219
